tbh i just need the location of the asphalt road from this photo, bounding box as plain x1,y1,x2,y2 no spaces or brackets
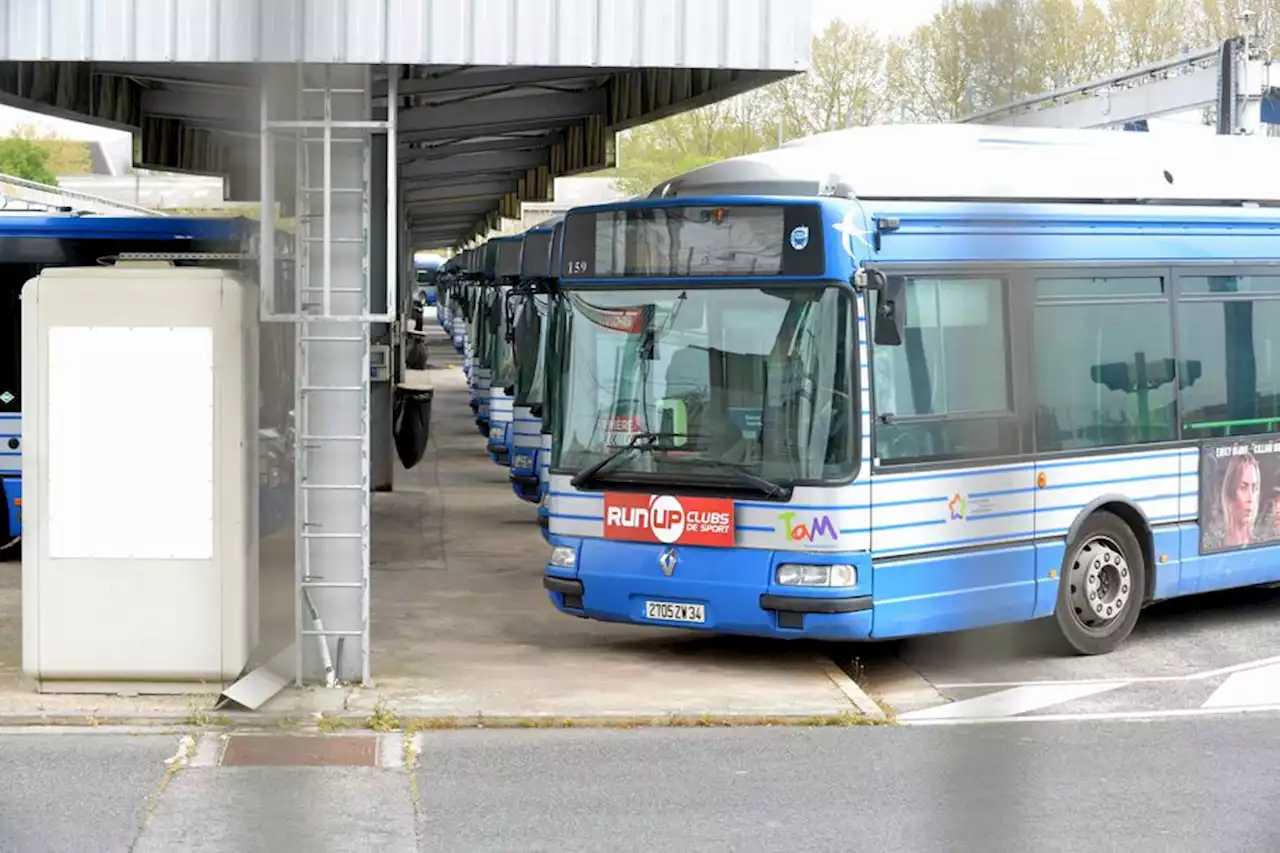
3,719,1280,852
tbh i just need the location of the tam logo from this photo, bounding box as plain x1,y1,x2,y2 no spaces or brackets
777,511,839,543
948,494,967,521
603,492,735,547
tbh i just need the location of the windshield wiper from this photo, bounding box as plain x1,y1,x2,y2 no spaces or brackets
664,456,790,499
570,431,702,488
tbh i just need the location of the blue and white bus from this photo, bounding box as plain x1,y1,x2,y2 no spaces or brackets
0,213,271,559
484,236,523,465
414,252,444,305
464,245,497,432
507,216,563,504
435,257,462,335
541,124,1280,655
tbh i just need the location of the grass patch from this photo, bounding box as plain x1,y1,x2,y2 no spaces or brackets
316,713,359,733
365,699,401,732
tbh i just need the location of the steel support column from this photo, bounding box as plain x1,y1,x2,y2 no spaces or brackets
369,132,394,493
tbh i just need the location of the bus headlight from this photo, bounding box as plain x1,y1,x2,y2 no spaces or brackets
512,452,534,469
489,425,505,441
550,546,576,569
775,564,856,588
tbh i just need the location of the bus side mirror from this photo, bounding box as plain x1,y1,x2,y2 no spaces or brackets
873,275,907,347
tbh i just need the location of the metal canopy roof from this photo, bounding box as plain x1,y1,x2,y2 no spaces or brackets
0,0,810,248
650,123,1280,206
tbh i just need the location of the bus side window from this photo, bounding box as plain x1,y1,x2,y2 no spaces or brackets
1033,275,1174,451
872,276,1017,465
1179,274,1280,439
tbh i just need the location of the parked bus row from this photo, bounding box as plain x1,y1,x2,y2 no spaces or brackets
435,123,1280,656
0,213,296,561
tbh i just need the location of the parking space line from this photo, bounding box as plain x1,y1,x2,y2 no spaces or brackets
1203,662,1280,708
900,704,1280,726
818,657,887,718
931,653,1280,690
897,682,1129,722
187,732,225,767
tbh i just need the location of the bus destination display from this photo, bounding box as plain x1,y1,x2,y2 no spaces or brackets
561,204,825,279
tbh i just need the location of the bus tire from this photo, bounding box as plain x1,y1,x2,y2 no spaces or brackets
1053,511,1146,656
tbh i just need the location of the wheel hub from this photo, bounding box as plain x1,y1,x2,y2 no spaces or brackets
1070,537,1131,627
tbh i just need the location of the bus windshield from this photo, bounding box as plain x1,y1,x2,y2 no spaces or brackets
553,284,856,486
490,287,516,387
512,293,549,406
0,265,31,418
471,286,493,366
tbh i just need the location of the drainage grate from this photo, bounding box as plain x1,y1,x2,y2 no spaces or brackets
220,735,378,767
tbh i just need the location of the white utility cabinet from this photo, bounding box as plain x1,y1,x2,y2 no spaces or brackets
22,264,259,694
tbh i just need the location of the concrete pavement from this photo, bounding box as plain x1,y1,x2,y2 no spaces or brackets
2,319,1280,727
4,719,1280,852
0,330,876,726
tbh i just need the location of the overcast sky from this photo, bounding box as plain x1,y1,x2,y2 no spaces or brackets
814,0,943,36
0,4,945,141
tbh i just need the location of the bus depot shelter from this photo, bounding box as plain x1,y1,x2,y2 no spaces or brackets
0,0,812,701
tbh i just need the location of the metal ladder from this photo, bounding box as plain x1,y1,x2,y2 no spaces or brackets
260,64,398,688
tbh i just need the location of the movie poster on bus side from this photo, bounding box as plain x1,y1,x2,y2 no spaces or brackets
1200,434,1280,554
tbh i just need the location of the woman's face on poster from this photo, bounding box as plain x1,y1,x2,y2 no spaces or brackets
1234,462,1261,528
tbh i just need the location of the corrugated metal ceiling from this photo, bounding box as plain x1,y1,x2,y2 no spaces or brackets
0,0,812,247
0,0,809,68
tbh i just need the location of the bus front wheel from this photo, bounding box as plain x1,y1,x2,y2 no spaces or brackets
1053,511,1146,656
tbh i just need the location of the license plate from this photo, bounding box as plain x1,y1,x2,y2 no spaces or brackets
644,600,705,624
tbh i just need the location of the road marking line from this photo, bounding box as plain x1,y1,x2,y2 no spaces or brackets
187,733,226,767
932,653,1280,690
897,682,1129,722
378,733,406,769
163,735,195,766
818,657,887,719
900,703,1280,726
1203,662,1280,708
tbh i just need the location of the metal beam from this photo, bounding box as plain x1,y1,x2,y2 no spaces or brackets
94,62,256,91
961,45,1223,125
402,172,531,192
406,200,495,216
409,221,486,235
141,88,253,126
395,90,607,136
985,68,1223,128
401,149,546,180
404,180,518,203
412,232,484,245
409,226,487,240
399,134,554,162
378,66,602,97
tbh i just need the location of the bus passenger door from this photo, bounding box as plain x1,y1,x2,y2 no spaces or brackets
868,273,1038,636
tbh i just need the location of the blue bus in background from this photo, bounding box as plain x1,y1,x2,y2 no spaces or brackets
507,216,563,505
414,252,444,305
0,213,266,559
485,236,523,465
541,124,1280,656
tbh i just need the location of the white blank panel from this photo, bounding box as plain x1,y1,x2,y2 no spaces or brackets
47,326,215,560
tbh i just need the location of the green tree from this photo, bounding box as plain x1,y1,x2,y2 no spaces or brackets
1197,0,1280,53
1107,0,1197,66
762,20,888,139
884,2,988,121
610,96,773,195
0,135,57,185
9,124,92,175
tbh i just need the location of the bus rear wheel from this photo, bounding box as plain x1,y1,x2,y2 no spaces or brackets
1053,511,1146,656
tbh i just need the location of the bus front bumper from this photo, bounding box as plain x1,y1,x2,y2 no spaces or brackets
542,539,873,640
509,448,540,502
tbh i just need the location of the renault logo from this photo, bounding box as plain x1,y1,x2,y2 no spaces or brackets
658,547,678,577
